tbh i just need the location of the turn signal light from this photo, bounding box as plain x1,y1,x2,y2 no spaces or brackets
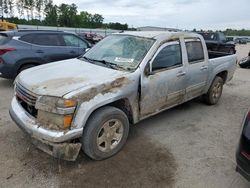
241,151,250,160
63,115,73,129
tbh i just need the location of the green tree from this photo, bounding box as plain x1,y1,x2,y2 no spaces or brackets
44,0,57,26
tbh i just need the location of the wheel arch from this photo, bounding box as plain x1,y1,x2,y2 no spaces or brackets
16,58,45,73
216,70,228,84
77,97,136,131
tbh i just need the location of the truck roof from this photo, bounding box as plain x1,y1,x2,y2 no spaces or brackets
115,31,201,40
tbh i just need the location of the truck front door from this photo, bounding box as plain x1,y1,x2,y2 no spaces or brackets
140,40,186,117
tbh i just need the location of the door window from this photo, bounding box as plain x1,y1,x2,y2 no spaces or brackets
62,34,87,48
31,34,62,46
185,39,204,63
152,42,182,71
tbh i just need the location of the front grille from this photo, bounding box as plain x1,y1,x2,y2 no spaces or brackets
15,82,38,117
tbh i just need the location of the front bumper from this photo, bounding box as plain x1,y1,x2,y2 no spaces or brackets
9,97,83,161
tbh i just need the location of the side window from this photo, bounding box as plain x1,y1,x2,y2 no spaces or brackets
185,39,204,63
20,34,35,43
62,35,87,48
152,42,182,71
32,34,62,46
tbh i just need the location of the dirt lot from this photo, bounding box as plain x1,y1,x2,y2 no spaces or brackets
0,44,250,188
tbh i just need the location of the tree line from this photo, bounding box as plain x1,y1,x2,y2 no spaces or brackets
0,0,129,30
223,29,250,36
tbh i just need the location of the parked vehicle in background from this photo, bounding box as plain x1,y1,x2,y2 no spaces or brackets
236,108,250,181
236,38,248,44
0,30,91,79
78,32,103,45
226,37,236,45
239,51,250,68
10,31,237,161
199,32,236,54
0,20,17,31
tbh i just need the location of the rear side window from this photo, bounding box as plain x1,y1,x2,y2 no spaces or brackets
62,34,87,48
152,41,182,71
33,34,62,46
20,34,34,43
0,34,10,45
185,38,204,63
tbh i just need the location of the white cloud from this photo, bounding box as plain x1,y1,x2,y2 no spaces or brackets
53,0,250,30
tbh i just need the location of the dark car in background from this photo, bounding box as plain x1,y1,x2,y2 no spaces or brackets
239,51,250,68
236,108,250,181
0,30,91,79
199,32,236,54
236,38,248,44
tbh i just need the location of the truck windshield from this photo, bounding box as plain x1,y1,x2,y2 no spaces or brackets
81,35,155,71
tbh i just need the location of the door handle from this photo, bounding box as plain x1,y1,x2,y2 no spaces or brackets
200,65,208,70
176,71,186,77
35,50,44,53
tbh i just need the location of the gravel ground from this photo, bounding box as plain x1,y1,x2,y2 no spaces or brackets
0,44,250,188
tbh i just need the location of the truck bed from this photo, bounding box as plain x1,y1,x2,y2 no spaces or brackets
208,51,232,59
208,52,237,83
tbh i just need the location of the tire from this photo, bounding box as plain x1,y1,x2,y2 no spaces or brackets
18,64,36,74
203,76,224,105
81,106,129,160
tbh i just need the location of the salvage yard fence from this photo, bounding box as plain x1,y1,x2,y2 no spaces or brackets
17,25,121,36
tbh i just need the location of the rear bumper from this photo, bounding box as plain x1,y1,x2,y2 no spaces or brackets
0,63,17,79
9,97,83,161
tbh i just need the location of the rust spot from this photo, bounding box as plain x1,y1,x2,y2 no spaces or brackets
75,77,129,102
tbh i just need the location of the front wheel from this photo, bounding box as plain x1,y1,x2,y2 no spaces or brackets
81,106,129,160
203,76,224,105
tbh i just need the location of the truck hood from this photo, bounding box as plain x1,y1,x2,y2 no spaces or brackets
17,59,129,97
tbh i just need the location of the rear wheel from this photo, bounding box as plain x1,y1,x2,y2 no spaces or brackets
81,106,129,160
203,76,224,105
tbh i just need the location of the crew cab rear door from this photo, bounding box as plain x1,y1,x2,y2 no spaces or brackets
30,33,70,62
184,38,209,100
140,40,186,117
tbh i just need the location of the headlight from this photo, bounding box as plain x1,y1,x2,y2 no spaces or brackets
35,96,77,114
35,96,77,130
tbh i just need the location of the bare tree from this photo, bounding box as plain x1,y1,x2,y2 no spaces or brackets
8,0,14,17
17,0,25,19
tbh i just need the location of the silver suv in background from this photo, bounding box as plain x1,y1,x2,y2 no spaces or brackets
0,30,91,79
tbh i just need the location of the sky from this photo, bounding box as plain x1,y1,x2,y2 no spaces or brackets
53,0,250,30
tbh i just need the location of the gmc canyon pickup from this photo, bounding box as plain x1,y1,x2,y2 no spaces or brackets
10,31,237,161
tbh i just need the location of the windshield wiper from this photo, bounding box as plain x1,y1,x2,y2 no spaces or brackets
80,56,94,63
81,56,126,70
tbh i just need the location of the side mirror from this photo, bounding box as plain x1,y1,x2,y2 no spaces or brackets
144,63,153,76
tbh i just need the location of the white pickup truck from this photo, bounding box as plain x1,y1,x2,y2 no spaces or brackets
10,31,237,161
